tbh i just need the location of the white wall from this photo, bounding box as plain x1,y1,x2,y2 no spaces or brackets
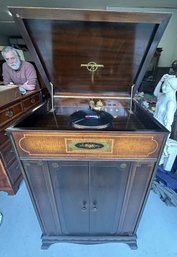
158,9,177,67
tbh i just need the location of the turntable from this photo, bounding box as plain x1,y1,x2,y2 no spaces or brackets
70,99,113,129
7,7,171,250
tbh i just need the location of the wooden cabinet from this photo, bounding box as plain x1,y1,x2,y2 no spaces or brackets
0,132,21,194
20,159,155,249
0,90,41,195
8,7,171,249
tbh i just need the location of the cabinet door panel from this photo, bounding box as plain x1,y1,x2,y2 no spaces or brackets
89,161,130,234
22,160,62,235
118,162,155,234
49,161,89,235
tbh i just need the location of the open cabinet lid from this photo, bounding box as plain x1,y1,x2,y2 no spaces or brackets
9,7,171,97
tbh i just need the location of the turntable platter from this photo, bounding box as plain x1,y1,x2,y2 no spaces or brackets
70,109,113,129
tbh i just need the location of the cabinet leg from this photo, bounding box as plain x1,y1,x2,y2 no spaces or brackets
41,242,52,250
127,242,138,250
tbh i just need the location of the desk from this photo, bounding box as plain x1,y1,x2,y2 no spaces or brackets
0,90,41,194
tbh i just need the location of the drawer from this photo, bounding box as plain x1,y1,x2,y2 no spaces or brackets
0,132,8,145
0,102,23,127
22,93,40,111
12,131,165,160
7,159,21,185
0,159,11,190
0,139,16,167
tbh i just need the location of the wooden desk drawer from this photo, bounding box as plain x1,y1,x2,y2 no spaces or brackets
22,93,40,111
0,132,8,145
0,139,16,167
12,131,165,160
0,159,11,190
7,159,21,185
0,102,23,127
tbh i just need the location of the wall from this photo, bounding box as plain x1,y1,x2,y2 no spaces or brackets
158,9,177,67
0,35,9,46
0,36,9,60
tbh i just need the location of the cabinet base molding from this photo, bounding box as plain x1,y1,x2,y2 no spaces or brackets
41,234,137,250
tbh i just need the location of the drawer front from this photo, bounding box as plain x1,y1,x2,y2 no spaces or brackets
0,132,8,145
0,159,11,189
22,93,40,111
0,102,23,127
0,139,16,167
7,159,21,185
12,131,166,160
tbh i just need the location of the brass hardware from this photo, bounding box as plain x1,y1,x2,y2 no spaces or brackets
89,99,103,111
81,201,87,212
5,110,14,118
52,162,60,168
81,62,104,83
91,201,97,211
120,163,127,169
81,62,104,72
31,98,35,104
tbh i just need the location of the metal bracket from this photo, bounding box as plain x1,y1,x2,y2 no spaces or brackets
50,82,55,112
130,84,135,113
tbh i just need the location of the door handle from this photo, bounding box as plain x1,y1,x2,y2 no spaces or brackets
91,201,97,211
81,201,87,212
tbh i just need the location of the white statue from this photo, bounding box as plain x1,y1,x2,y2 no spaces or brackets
154,74,177,131
153,73,177,171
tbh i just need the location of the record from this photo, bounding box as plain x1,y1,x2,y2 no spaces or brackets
70,109,113,129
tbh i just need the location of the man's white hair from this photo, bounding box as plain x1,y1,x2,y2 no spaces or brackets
1,46,19,59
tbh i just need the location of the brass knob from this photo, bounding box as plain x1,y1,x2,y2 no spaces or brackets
52,162,60,168
92,201,97,211
120,163,127,169
31,98,35,104
5,110,14,118
81,201,87,212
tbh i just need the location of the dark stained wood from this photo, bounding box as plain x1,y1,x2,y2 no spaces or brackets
9,7,171,94
11,129,166,160
0,90,42,195
7,8,170,248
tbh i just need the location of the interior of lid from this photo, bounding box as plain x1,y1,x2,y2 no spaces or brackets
23,17,157,95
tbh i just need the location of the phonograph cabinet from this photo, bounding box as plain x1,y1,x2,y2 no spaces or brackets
7,7,171,249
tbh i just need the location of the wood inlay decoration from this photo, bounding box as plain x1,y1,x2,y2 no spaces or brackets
16,132,159,159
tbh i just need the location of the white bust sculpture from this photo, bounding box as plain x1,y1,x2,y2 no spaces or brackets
154,74,177,131
153,74,177,171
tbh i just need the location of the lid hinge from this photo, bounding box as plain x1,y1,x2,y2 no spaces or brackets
50,82,55,112
130,84,135,113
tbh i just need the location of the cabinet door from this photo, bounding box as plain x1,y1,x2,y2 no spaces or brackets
22,160,62,235
89,161,130,234
49,161,89,235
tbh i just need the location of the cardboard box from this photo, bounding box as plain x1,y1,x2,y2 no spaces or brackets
0,85,21,107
